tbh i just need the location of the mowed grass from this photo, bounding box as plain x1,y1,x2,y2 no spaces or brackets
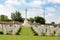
19,27,34,36
0,26,60,40
0,35,60,40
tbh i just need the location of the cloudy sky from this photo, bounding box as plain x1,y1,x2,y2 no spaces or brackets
0,0,60,24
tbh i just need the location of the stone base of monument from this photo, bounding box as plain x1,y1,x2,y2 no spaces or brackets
22,19,31,27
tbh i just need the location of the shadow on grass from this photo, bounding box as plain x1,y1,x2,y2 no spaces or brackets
0,31,3,34
16,27,22,35
31,27,38,36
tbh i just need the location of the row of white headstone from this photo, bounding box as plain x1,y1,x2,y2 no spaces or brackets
0,24,21,35
32,25,60,36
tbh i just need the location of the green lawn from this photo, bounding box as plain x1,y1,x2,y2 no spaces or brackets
0,35,60,40
19,27,34,36
0,26,60,40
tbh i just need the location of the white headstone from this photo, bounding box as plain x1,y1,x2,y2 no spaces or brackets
3,25,7,34
54,26,60,36
38,25,46,35
46,25,51,36
0,24,2,31
12,24,21,35
50,25,54,34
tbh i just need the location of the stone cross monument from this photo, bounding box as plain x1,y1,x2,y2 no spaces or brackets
22,9,30,27
25,9,27,20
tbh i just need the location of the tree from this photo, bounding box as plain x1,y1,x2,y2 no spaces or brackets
34,16,45,24
0,15,9,21
51,22,55,25
11,13,16,21
11,11,24,22
29,18,34,23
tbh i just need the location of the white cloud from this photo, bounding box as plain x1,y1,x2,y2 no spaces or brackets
46,13,54,17
48,0,60,4
20,0,27,5
5,0,46,7
0,4,4,8
44,8,58,23
0,4,16,19
5,0,43,7
20,0,45,7
45,13,57,23
5,0,21,6
45,7,60,24
0,0,19,19
46,7,56,12
28,0,42,7
20,8,44,18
